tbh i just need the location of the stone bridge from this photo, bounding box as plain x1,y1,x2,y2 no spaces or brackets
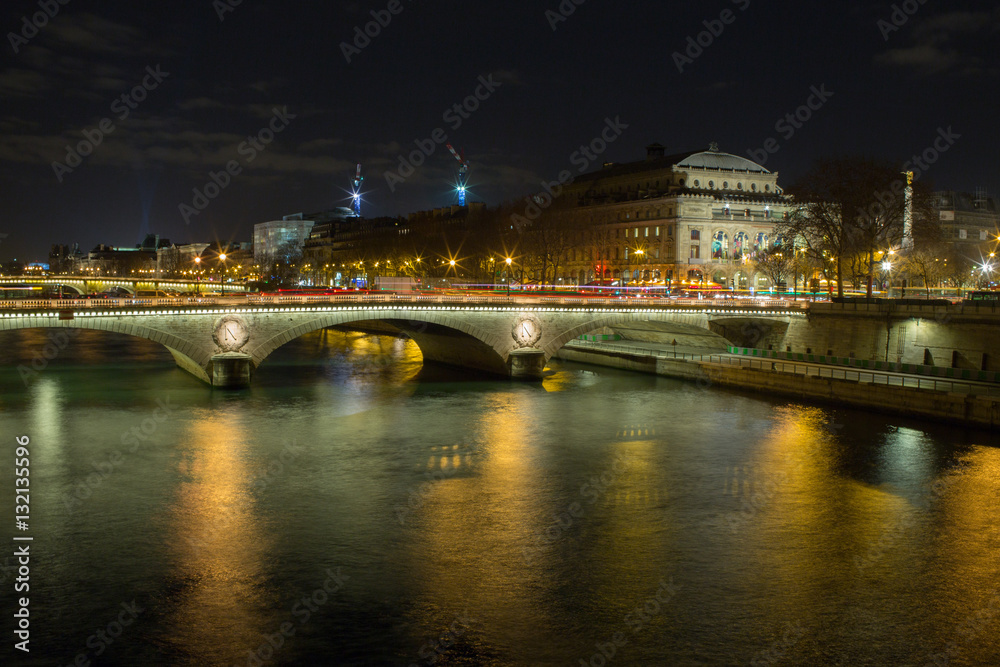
0,296,800,387
6,295,998,388
0,276,239,295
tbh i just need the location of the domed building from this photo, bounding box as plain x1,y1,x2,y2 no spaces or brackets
554,142,797,290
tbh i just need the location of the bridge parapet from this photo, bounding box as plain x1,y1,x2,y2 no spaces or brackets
0,293,809,312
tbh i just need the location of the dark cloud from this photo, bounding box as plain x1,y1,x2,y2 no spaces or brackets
0,2,997,260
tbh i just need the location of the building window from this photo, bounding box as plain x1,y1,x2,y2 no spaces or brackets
981,230,988,241
744,208,751,218
645,227,649,237
737,182,743,190
709,181,715,189
751,183,757,192
690,245,700,259
678,179,685,187
765,185,770,192
634,228,639,238
691,230,700,241
694,180,700,188
656,226,661,236
723,181,729,189
959,229,968,239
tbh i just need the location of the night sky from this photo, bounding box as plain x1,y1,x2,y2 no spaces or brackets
2,1,998,261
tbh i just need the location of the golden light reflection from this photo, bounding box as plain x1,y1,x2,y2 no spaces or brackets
161,413,271,662
926,448,1000,623
720,405,848,630
404,392,560,647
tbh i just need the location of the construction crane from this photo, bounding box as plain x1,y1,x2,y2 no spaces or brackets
351,164,364,216
446,144,469,206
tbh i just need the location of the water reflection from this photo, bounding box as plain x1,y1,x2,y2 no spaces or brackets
160,411,270,664
0,326,997,665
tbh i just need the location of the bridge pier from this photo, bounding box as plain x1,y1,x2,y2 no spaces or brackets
508,348,547,381
210,353,253,389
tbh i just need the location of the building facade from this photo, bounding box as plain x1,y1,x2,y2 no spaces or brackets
253,215,317,266
555,143,797,289
932,190,998,254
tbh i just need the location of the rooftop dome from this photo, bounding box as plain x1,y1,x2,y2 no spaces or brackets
676,144,770,174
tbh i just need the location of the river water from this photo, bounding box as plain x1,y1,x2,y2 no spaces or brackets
0,328,998,666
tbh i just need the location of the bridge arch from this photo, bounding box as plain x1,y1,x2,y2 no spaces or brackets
5,319,215,384
542,312,790,361
246,310,512,377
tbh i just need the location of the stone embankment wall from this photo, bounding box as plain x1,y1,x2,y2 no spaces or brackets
553,344,1000,429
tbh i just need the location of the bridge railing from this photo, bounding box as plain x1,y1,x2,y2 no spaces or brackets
0,293,809,311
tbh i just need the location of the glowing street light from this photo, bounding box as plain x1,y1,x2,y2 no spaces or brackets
218,253,228,295
506,257,513,296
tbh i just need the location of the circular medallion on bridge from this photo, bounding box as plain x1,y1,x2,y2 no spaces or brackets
213,315,250,352
512,315,542,348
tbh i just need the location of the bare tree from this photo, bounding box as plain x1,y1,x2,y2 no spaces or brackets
779,156,930,298
752,247,792,292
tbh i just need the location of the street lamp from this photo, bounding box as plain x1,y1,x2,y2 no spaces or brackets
219,253,228,295
881,259,892,296
506,257,513,296
635,248,645,289
194,256,202,294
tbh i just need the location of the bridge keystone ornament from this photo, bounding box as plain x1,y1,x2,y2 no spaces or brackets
512,315,542,348
213,315,250,352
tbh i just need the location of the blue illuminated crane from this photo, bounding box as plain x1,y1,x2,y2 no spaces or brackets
446,144,469,206
351,164,364,216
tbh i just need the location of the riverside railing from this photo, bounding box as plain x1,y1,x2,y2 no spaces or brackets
567,340,1000,397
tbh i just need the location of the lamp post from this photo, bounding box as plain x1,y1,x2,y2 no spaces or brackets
505,257,512,296
219,253,227,295
194,256,202,294
881,259,892,297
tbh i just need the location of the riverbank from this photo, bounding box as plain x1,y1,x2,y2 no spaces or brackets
554,340,1000,429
